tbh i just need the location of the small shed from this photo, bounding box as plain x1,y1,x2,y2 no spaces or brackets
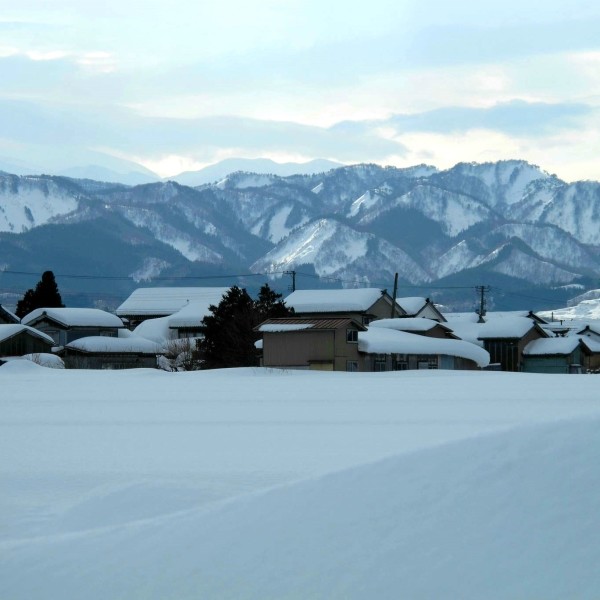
62,336,164,370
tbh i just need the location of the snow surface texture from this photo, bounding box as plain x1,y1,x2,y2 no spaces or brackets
2,366,600,599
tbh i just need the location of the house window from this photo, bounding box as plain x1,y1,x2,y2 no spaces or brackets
346,329,358,343
374,356,387,372
417,355,438,369
346,361,358,372
392,354,408,370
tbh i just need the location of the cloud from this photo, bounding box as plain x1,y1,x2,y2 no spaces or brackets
0,99,406,169
333,101,595,138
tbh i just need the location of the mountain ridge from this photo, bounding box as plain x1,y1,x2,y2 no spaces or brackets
0,159,598,311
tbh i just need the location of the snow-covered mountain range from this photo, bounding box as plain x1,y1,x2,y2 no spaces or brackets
0,160,599,309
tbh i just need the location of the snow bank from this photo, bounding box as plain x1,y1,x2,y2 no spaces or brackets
3,368,600,599
3,416,600,599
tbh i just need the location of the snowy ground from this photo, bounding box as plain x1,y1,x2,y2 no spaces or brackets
2,362,600,599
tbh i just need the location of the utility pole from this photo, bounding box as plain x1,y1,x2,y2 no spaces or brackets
475,285,490,322
284,270,296,292
390,272,399,318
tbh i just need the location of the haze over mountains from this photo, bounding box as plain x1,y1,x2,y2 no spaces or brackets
0,159,599,311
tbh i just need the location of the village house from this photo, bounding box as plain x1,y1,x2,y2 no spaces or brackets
61,336,164,370
21,307,125,346
257,317,488,372
522,337,593,374
257,317,366,371
0,324,54,363
445,313,548,372
116,287,229,329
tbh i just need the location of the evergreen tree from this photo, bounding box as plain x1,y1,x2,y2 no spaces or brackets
15,271,64,319
198,284,293,369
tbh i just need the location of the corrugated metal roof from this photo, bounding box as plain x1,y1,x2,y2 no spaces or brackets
257,317,366,331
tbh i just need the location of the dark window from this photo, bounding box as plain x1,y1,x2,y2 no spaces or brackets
374,356,387,372
346,361,358,372
346,329,358,343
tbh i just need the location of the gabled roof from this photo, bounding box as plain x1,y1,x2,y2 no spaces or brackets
477,319,546,340
358,328,490,368
22,308,124,329
523,337,584,357
257,317,366,332
0,324,54,345
284,288,391,314
394,297,447,322
0,305,19,324
116,287,230,317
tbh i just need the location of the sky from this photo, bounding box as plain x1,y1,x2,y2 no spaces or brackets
0,0,599,180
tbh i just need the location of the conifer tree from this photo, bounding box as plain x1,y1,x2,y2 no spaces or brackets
198,284,293,369
15,271,64,319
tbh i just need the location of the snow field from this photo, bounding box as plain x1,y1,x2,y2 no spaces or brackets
2,363,600,598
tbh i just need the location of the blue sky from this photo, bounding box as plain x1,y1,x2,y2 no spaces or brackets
1,0,599,180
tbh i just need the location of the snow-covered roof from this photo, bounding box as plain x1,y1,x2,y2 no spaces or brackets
116,287,229,317
581,338,600,353
284,288,387,313
167,300,224,329
0,324,54,345
0,304,19,323
22,308,124,329
476,317,542,340
257,317,365,332
65,336,164,354
395,297,427,315
358,328,489,368
524,337,582,356
445,316,542,344
369,318,444,333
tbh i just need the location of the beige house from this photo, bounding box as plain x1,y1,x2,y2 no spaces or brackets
257,317,366,371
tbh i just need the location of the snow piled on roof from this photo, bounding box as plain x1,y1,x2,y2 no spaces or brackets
396,297,427,315
369,318,438,332
285,288,385,313
359,328,489,367
524,337,582,356
132,317,174,344
0,323,54,345
116,287,229,316
259,323,315,332
445,316,538,344
22,308,124,328
167,299,224,328
66,336,164,354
